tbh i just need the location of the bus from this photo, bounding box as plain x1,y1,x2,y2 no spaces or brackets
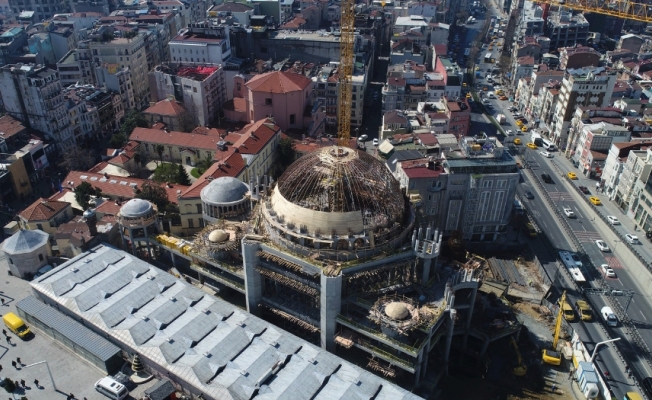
559,251,586,284
484,53,492,63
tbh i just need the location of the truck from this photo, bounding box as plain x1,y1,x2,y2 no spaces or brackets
496,114,506,124
531,132,543,146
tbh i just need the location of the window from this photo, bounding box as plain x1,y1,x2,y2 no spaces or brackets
8,258,12,265
188,218,194,228
37,223,43,230
265,98,272,106
39,254,43,262
196,204,202,214
482,180,493,189
290,114,296,124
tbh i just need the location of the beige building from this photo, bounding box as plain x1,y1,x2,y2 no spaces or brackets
18,198,73,235
143,99,189,132
89,33,149,109
0,154,33,204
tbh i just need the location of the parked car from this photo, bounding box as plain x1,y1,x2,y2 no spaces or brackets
540,151,553,158
626,234,639,244
358,134,368,142
600,263,616,278
525,191,534,199
372,138,379,146
589,196,602,205
563,207,575,218
505,129,514,136
595,240,610,252
579,186,590,194
567,172,578,180
607,215,620,225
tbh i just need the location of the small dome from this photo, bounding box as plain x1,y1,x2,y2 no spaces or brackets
208,229,229,243
120,199,153,217
3,229,49,255
385,302,410,320
83,208,96,219
200,177,249,204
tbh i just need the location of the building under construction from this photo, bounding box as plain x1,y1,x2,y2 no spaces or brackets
134,146,521,393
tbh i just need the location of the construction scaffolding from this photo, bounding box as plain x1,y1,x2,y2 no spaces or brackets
368,294,439,336
256,251,318,278
261,303,319,333
255,266,319,297
367,358,396,378
344,259,415,295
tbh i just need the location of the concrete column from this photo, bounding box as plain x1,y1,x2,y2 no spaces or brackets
170,252,177,267
130,229,137,255
462,287,478,349
320,271,343,352
444,309,456,376
242,240,263,315
420,338,431,381
421,258,432,284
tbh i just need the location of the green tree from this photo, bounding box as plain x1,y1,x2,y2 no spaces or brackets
135,180,169,211
109,132,128,148
155,144,165,165
61,146,96,171
74,181,101,210
152,163,180,183
120,110,149,137
195,153,213,175
277,137,296,167
177,164,191,186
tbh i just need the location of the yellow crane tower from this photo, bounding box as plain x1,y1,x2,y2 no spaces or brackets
336,0,357,147
536,0,652,23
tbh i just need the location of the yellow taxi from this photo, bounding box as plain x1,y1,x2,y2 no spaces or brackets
463,82,467,87
495,89,504,95
516,120,524,127
500,95,508,100
513,138,522,145
526,142,537,149
466,92,472,98
475,66,480,71
521,126,528,132
567,172,578,180
575,300,592,321
589,196,602,205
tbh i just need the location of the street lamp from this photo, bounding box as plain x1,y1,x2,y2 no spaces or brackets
589,338,622,362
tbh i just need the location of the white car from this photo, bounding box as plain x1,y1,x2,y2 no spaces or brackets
595,240,610,252
358,134,368,142
540,151,553,158
505,129,514,136
626,234,639,244
607,215,620,225
600,264,616,278
372,138,379,146
563,207,575,218
482,98,490,104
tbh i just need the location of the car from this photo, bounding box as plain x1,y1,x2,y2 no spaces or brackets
483,87,488,91
521,126,529,132
567,172,577,180
575,300,592,321
540,151,553,158
358,134,368,142
466,92,472,98
526,143,537,149
513,138,522,145
482,98,490,104
525,191,534,199
516,120,524,126
579,186,590,194
495,89,504,95
505,129,514,136
563,207,575,218
643,377,652,399
600,263,616,278
626,234,639,244
541,173,552,183
372,138,379,146
488,93,496,99
589,196,602,205
596,240,610,252
500,95,508,100
607,215,620,225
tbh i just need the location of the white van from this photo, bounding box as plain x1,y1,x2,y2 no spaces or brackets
95,377,128,400
601,306,618,327
542,139,556,151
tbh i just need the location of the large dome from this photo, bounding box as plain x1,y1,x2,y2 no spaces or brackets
200,177,249,205
270,146,404,235
119,198,153,217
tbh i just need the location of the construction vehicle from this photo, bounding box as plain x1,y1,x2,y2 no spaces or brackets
542,290,565,365
510,336,527,376
535,0,652,23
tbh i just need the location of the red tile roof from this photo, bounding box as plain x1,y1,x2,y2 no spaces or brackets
180,150,246,199
88,161,110,173
144,99,187,116
224,97,247,113
246,71,312,93
20,199,70,222
94,200,122,216
0,115,26,139
231,119,280,155
61,171,188,204
131,128,224,152
191,126,225,136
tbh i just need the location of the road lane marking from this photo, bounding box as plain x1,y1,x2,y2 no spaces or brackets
641,310,647,320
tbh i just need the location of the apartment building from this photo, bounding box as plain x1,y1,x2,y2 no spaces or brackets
313,63,365,132
18,199,73,236
149,63,227,127
515,68,564,118
95,63,135,111
545,11,589,49
572,121,630,179
511,55,534,87
8,0,68,23
614,147,652,213
0,64,74,151
88,31,149,110
558,45,601,70
618,34,644,54
169,22,231,65
552,68,618,152
56,49,95,86
519,2,544,36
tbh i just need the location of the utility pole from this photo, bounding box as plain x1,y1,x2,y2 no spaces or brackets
590,338,621,362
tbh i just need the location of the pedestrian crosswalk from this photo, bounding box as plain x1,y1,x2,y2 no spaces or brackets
573,230,602,243
548,191,575,202
603,256,623,270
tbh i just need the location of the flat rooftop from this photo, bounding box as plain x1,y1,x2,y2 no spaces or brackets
31,244,424,400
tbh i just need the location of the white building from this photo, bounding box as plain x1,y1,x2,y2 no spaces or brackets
169,23,231,65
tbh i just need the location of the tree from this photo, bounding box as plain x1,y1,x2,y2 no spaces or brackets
277,137,296,167
152,162,179,183
61,146,96,171
195,153,213,175
109,132,128,148
74,181,101,210
155,144,165,165
135,180,169,211
177,164,191,186
120,110,149,137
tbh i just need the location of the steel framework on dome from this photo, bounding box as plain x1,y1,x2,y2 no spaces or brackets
275,147,404,227
368,294,439,336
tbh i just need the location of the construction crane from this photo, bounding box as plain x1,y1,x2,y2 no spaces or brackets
336,0,359,147
542,290,566,366
536,0,652,23
510,336,528,376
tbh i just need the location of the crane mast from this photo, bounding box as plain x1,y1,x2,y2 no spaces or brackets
535,0,652,23
337,0,356,147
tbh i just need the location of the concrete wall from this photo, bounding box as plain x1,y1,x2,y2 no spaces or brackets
5,242,51,279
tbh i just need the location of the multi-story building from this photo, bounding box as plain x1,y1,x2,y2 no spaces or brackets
0,64,74,151
614,147,652,213
56,49,95,86
169,23,231,65
511,55,534,87
558,45,601,70
545,11,589,49
18,198,72,236
0,27,27,65
63,85,100,145
618,34,644,54
88,31,149,109
515,68,564,118
572,121,630,179
95,63,135,112
149,63,227,127
552,68,618,152
8,0,68,23
519,2,544,36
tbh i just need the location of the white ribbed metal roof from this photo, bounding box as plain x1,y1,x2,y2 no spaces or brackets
31,244,423,400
